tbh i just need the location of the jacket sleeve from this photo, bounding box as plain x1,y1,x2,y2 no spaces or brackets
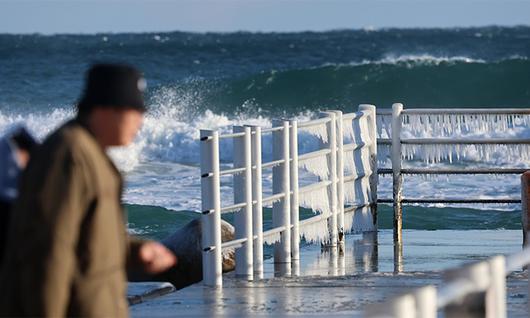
126,236,148,272
31,148,90,317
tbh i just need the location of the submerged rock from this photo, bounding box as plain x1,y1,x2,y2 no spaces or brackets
129,218,235,290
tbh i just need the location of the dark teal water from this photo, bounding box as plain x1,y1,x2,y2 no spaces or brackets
1,27,529,115
127,204,522,241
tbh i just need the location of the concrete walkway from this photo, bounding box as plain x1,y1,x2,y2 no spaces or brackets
129,230,528,317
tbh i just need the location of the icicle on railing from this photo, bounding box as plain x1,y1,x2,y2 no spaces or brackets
343,116,373,174
263,231,281,245
299,185,331,216
344,177,371,206
402,113,530,137
415,173,508,182
344,148,372,176
299,154,330,180
377,144,391,165
299,122,329,143
299,217,330,243
343,210,355,234
351,206,374,233
376,114,392,139
402,144,530,164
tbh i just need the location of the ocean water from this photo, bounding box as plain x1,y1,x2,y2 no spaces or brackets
1,27,529,239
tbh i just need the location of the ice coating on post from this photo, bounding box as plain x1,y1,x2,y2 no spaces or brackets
289,120,300,263
332,110,345,240
272,120,291,267
232,126,253,280
320,112,338,247
248,125,264,279
200,129,222,287
391,103,404,247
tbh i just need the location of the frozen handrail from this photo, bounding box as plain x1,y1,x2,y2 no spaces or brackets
262,159,285,169
342,110,366,121
403,108,530,115
298,180,332,194
297,117,331,128
297,149,331,162
200,105,378,286
401,138,530,145
382,103,530,253
368,247,530,317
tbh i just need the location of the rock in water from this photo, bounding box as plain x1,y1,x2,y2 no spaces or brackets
129,218,235,290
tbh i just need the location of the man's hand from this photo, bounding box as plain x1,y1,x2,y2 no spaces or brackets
138,241,177,274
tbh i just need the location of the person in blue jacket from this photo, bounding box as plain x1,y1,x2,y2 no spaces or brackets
0,126,37,262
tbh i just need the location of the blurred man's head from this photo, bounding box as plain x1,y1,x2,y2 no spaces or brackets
77,63,146,147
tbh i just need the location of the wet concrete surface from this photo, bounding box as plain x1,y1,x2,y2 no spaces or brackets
129,230,528,317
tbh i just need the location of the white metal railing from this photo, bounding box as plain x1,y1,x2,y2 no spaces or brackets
376,104,530,245
367,172,530,316
365,246,530,318
363,105,530,316
199,105,378,287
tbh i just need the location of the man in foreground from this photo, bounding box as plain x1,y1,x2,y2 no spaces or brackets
0,64,176,317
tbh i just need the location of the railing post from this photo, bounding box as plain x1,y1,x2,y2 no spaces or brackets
289,120,300,274
233,126,253,280
200,130,222,287
320,112,338,247
487,256,506,318
521,172,530,313
359,104,378,229
333,111,345,242
522,171,530,247
444,261,491,318
414,286,437,318
272,120,291,274
365,293,416,318
392,103,404,272
248,125,264,279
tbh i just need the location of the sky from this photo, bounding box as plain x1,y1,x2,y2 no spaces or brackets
0,0,529,34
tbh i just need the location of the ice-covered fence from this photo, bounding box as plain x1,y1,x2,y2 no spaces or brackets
366,171,530,317
376,104,530,245
199,105,378,287
364,249,530,318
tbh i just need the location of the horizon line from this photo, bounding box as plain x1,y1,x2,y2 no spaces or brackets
1,24,529,36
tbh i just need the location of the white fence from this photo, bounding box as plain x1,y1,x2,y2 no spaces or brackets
200,105,378,287
365,245,530,318
364,105,530,316
377,103,530,246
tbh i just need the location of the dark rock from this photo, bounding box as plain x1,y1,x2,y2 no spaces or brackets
128,218,235,290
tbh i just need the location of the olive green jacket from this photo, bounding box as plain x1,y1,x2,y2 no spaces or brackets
0,119,142,317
